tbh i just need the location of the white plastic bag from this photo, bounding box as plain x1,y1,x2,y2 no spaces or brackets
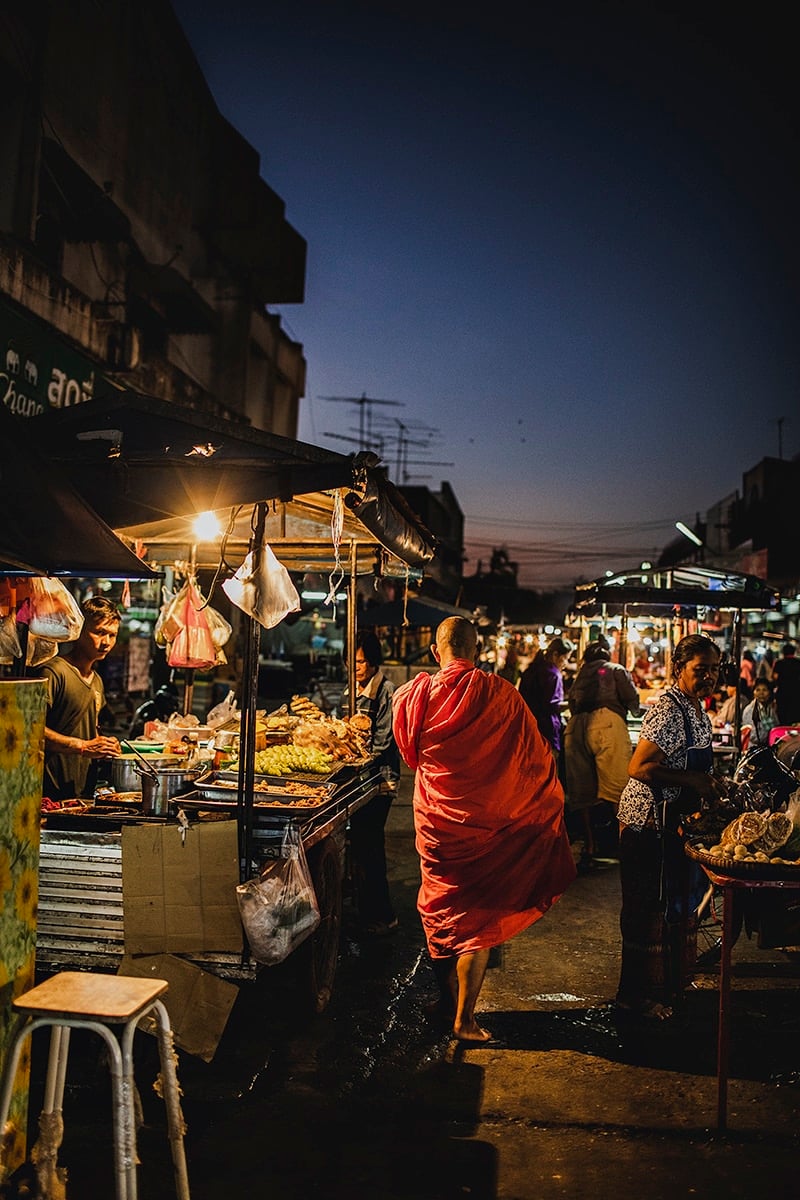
207,690,238,730
0,614,22,664
222,543,300,630
235,826,320,965
26,634,58,667
26,577,84,641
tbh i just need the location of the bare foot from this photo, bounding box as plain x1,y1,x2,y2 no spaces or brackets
642,1002,673,1021
452,1021,493,1043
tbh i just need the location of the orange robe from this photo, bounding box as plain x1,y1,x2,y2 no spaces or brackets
393,659,576,958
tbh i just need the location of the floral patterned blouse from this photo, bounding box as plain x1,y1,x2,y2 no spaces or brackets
618,686,713,831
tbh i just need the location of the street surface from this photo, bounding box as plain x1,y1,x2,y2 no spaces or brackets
12,768,800,1198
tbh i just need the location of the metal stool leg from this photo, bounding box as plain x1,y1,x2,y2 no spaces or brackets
152,1001,190,1200
42,1024,70,1115
30,1025,71,1195
120,1002,190,1200
58,1020,129,1200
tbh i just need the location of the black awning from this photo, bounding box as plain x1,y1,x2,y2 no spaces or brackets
571,564,781,616
0,403,157,578
31,390,355,528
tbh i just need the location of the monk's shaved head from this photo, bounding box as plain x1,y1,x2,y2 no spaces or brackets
436,617,477,661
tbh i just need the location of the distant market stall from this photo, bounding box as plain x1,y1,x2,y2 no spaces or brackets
569,563,782,744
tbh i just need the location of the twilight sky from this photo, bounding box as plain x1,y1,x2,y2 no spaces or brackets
171,1,798,590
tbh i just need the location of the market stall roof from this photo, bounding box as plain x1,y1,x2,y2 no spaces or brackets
0,402,157,578
358,594,474,628
570,564,781,617
32,392,441,578
116,491,430,578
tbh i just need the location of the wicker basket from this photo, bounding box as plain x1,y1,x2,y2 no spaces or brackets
685,839,800,880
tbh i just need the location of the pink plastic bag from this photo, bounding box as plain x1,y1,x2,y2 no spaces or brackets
166,582,217,670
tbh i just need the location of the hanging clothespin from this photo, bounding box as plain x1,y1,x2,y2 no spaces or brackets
175,806,190,845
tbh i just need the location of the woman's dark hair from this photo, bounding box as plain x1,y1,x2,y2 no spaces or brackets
583,642,610,664
356,629,383,667
548,636,574,657
671,634,720,678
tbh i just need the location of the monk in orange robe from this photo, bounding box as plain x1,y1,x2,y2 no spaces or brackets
393,616,576,1042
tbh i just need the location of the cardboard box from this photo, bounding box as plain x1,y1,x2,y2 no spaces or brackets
122,820,243,955
118,953,238,1062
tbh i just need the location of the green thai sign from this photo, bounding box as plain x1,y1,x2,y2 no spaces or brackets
1,295,97,417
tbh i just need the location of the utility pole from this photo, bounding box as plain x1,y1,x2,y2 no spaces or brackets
776,416,784,459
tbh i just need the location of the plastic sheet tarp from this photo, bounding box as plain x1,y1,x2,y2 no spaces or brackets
345,476,441,580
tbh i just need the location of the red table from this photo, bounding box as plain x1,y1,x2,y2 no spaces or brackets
701,864,800,1131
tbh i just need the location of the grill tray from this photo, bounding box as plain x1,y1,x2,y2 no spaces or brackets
188,770,337,816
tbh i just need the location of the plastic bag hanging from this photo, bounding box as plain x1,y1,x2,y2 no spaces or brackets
0,614,23,664
166,580,217,670
235,825,320,965
222,542,300,630
24,577,84,641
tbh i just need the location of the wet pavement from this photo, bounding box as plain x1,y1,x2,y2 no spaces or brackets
10,769,800,1198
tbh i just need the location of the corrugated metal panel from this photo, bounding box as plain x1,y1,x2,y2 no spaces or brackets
36,828,260,980
37,831,125,963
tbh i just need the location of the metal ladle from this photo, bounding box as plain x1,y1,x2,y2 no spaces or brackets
121,739,160,782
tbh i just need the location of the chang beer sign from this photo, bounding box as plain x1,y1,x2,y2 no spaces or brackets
1,295,96,417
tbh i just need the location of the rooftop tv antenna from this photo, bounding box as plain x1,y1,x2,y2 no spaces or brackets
320,393,404,451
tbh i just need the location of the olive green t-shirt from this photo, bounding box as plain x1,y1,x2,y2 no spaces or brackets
41,656,105,800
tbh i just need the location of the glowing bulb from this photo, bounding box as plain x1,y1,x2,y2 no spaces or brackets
192,511,221,542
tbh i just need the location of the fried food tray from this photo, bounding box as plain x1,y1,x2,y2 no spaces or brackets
185,770,337,816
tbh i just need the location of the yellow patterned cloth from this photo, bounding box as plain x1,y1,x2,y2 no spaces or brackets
0,679,47,1177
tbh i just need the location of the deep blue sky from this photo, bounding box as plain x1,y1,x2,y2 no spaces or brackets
171,1,798,589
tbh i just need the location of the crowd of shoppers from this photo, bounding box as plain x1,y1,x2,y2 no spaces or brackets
390,621,800,1041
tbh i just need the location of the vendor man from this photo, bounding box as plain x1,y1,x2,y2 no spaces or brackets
41,595,122,800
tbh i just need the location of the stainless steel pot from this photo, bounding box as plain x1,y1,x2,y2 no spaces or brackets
138,765,204,816
106,757,140,793
106,754,180,794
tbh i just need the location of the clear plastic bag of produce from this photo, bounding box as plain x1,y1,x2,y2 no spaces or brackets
235,825,320,965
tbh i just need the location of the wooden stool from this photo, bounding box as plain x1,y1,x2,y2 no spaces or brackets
0,972,190,1200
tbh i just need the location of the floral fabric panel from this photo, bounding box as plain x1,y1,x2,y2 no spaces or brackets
0,679,46,1175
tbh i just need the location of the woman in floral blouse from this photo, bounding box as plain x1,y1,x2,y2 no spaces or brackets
616,634,729,1022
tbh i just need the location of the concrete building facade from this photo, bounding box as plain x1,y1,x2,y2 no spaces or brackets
1,0,306,434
